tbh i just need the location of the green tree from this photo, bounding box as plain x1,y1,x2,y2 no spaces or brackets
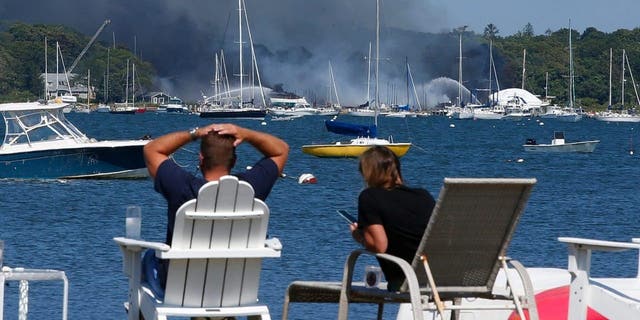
484,23,499,40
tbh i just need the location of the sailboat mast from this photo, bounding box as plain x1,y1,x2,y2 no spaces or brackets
106,48,110,104
242,0,267,108
489,39,493,104
44,37,48,100
125,59,129,104
568,20,574,108
458,32,463,106
329,61,340,107
406,56,409,106
521,49,526,90
238,0,245,107
609,48,612,108
56,42,60,97
545,72,548,99
367,42,371,104
132,63,135,108
622,49,625,108
214,53,220,100
375,0,380,126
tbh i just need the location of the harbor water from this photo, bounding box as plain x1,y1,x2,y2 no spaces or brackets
1,112,639,319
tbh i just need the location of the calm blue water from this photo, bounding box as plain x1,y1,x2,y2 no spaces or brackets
1,113,639,319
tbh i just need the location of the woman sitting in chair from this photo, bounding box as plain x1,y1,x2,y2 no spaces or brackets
350,146,436,291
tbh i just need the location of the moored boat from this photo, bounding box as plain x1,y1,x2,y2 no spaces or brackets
160,96,189,113
302,137,411,158
523,131,599,153
0,100,150,179
199,107,266,119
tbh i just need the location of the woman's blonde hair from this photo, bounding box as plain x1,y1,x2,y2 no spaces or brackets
358,146,403,189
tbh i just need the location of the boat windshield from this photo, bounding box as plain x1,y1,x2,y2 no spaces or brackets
2,108,88,146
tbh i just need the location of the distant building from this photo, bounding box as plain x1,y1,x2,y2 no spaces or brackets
40,73,95,100
145,92,171,105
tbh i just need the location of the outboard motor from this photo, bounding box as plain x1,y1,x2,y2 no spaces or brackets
525,138,537,145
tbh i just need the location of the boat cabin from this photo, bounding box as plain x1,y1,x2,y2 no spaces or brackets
551,131,565,145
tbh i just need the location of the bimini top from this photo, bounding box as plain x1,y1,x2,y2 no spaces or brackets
0,100,89,150
325,120,377,137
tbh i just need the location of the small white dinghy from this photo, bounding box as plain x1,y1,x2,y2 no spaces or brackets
523,131,599,153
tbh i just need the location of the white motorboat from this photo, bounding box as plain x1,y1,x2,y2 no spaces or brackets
523,131,599,153
473,106,505,120
0,99,149,179
160,96,189,113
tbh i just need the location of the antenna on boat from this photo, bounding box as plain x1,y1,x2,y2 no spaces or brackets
44,36,48,103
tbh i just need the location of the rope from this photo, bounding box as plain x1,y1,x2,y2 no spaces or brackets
403,116,414,141
410,143,428,153
19,280,28,320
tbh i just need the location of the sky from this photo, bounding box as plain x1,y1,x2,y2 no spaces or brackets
432,0,640,36
1,0,639,105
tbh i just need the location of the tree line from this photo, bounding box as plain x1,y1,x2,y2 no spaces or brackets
2,21,640,110
0,22,155,104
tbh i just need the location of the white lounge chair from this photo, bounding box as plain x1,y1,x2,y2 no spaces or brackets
114,175,282,320
283,178,538,320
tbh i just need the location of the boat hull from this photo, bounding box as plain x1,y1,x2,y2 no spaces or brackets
523,140,600,153
595,115,640,122
302,142,411,158
0,144,148,179
199,109,266,119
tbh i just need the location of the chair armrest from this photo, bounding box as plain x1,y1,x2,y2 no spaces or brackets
157,247,281,259
338,249,423,320
113,237,171,253
558,237,640,277
558,237,640,252
265,237,282,251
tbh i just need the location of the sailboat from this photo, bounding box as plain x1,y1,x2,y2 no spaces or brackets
301,0,411,158
556,21,583,122
349,43,376,117
386,58,420,118
472,39,505,120
110,59,136,114
449,29,474,120
200,0,267,119
96,48,111,112
595,48,640,122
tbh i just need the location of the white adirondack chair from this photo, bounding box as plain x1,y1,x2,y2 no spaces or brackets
114,175,282,320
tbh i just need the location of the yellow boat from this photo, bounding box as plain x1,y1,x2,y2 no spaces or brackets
302,137,411,158
303,1,413,159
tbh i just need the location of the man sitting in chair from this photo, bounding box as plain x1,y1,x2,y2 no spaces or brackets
143,123,289,294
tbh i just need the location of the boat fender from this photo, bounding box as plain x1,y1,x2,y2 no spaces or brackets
298,173,317,184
